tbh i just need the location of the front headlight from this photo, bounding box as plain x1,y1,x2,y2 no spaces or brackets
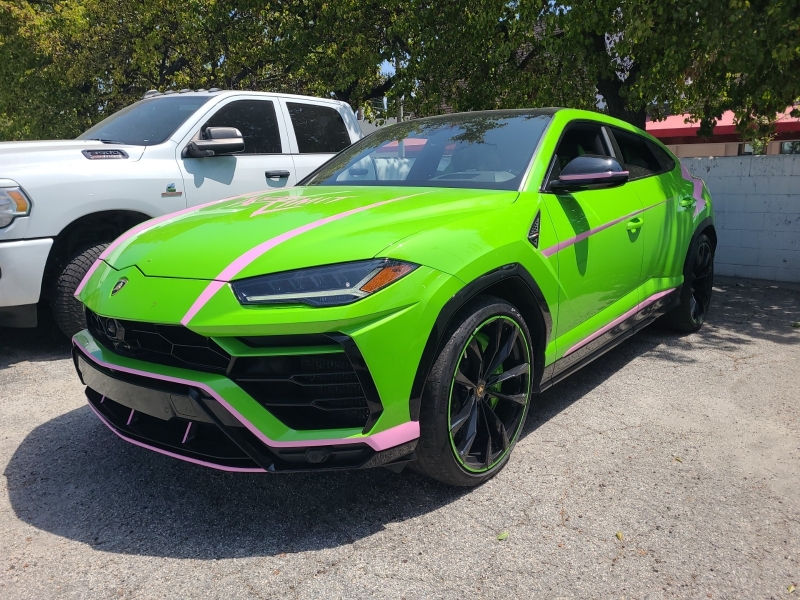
231,259,418,307
0,184,32,228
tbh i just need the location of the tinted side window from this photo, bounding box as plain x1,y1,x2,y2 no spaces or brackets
611,128,663,179
287,103,351,153
202,100,282,154
647,140,676,172
548,123,612,183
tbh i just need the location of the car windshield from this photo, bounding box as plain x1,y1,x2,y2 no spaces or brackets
302,111,552,191
77,96,214,146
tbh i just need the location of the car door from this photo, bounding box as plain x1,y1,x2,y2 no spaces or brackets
277,99,357,181
177,97,296,207
607,127,692,296
539,121,645,355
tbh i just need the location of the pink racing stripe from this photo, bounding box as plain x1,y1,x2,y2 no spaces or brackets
564,288,675,357
540,197,671,258
680,163,707,218
75,340,420,452
180,192,427,326
74,197,236,297
559,170,630,181
89,403,266,473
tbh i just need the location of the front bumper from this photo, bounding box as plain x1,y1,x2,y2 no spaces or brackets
0,238,53,310
73,335,419,472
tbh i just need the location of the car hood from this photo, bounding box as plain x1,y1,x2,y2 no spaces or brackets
0,140,145,176
104,186,519,280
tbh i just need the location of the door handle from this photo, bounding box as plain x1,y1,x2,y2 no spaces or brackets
265,170,290,180
679,197,696,208
626,217,644,231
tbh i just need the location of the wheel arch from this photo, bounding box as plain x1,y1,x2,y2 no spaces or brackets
681,216,716,276
409,263,552,421
41,210,152,301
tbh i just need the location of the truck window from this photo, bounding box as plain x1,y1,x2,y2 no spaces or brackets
287,103,351,154
202,100,283,154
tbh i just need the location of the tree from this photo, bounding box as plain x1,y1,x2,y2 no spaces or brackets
1,0,798,140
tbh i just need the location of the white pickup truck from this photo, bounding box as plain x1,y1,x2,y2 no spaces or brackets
0,90,362,336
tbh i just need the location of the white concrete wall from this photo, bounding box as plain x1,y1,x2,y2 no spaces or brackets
682,155,800,282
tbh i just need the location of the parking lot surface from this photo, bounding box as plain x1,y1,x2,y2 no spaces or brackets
1,277,798,599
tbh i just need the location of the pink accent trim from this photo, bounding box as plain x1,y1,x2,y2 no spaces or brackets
74,341,420,452
541,205,648,258
680,163,707,218
559,170,629,181
126,409,135,425
74,197,234,297
180,192,427,325
88,403,266,473
182,422,193,444
100,395,105,404
564,288,676,357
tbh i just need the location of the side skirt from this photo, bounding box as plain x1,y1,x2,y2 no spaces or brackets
538,287,680,393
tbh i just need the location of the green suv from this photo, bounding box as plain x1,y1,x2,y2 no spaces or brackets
72,108,715,486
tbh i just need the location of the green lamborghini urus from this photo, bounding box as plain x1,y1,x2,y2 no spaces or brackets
72,108,715,486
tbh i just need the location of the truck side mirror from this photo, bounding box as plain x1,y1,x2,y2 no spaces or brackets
550,155,629,191
184,127,245,158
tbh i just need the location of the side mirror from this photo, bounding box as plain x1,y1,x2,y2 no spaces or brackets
184,127,245,158
550,155,629,191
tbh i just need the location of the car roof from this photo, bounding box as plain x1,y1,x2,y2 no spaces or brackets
140,89,350,108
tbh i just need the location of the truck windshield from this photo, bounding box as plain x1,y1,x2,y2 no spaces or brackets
77,96,214,146
301,111,552,191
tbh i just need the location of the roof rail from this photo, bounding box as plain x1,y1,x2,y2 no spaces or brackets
142,89,161,99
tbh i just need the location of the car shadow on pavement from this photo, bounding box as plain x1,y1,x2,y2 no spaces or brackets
4,325,663,560
0,304,72,370
3,279,797,559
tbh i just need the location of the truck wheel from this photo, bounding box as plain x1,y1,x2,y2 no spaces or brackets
52,244,108,338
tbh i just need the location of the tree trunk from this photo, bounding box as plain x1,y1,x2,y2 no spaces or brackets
597,75,646,129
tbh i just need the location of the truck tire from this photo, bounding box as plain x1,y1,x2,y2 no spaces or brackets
52,243,108,338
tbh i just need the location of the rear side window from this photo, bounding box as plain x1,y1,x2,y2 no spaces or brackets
647,140,676,172
202,100,282,154
610,128,664,179
287,103,351,153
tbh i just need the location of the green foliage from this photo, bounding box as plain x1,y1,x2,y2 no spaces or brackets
1,0,798,140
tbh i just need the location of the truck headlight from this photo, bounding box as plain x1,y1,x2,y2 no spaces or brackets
231,259,418,307
0,185,32,228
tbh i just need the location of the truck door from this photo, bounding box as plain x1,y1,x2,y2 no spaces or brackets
177,97,296,206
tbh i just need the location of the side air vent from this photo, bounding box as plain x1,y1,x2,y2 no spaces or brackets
528,210,541,248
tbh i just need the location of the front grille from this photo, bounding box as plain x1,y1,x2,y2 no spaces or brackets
230,353,371,430
86,309,231,373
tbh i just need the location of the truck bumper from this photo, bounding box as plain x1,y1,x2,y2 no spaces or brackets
0,238,53,326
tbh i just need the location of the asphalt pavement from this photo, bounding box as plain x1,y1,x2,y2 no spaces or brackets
1,276,798,599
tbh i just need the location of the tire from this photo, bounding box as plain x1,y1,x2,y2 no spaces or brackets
52,243,108,338
663,233,714,333
415,296,534,486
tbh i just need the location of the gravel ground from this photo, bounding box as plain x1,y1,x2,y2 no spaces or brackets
1,276,798,599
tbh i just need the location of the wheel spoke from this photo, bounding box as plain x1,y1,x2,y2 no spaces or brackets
465,338,484,381
450,393,476,435
455,397,479,458
487,390,528,405
486,362,529,385
482,400,510,452
481,320,504,378
484,325,517,379
454,368,477,390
